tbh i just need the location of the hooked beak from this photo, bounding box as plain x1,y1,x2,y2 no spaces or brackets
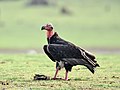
41,26,45,30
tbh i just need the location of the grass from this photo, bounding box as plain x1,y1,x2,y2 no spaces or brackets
0,0,120,49
0,54,120,90
0,1,120,90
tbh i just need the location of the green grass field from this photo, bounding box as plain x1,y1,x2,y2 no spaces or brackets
0,54,120,90
0,0,120,49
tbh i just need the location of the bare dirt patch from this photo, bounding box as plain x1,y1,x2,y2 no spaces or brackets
0,48,120,54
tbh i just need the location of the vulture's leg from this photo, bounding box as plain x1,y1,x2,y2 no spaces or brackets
65,71,68,80
53,68,59,79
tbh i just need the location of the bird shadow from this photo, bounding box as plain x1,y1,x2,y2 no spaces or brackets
33,74,91,81
74,77,91,81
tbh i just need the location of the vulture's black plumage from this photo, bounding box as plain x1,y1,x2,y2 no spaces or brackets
41,23,100,80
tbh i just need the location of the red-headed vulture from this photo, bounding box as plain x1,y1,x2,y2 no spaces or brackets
41,23,100,80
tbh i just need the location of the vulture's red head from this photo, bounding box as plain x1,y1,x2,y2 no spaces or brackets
41,23,54,38
41,23,53,31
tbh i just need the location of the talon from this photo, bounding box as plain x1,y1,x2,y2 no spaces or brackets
53,78,56,80
65,79,68,81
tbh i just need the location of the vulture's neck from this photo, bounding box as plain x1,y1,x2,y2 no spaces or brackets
46,30,54,39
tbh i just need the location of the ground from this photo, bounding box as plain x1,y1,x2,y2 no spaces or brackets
0,54,120,90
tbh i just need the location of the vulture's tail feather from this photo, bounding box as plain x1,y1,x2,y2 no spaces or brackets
95,63,100,67
85,64,96,74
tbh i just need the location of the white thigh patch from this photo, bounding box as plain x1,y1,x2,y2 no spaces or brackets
58,61,64,68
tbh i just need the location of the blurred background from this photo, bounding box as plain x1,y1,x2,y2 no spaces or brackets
0,0,120,54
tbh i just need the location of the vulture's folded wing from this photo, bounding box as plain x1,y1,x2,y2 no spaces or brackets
77,47,96,60
48,44,81,61
47,44,99,67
